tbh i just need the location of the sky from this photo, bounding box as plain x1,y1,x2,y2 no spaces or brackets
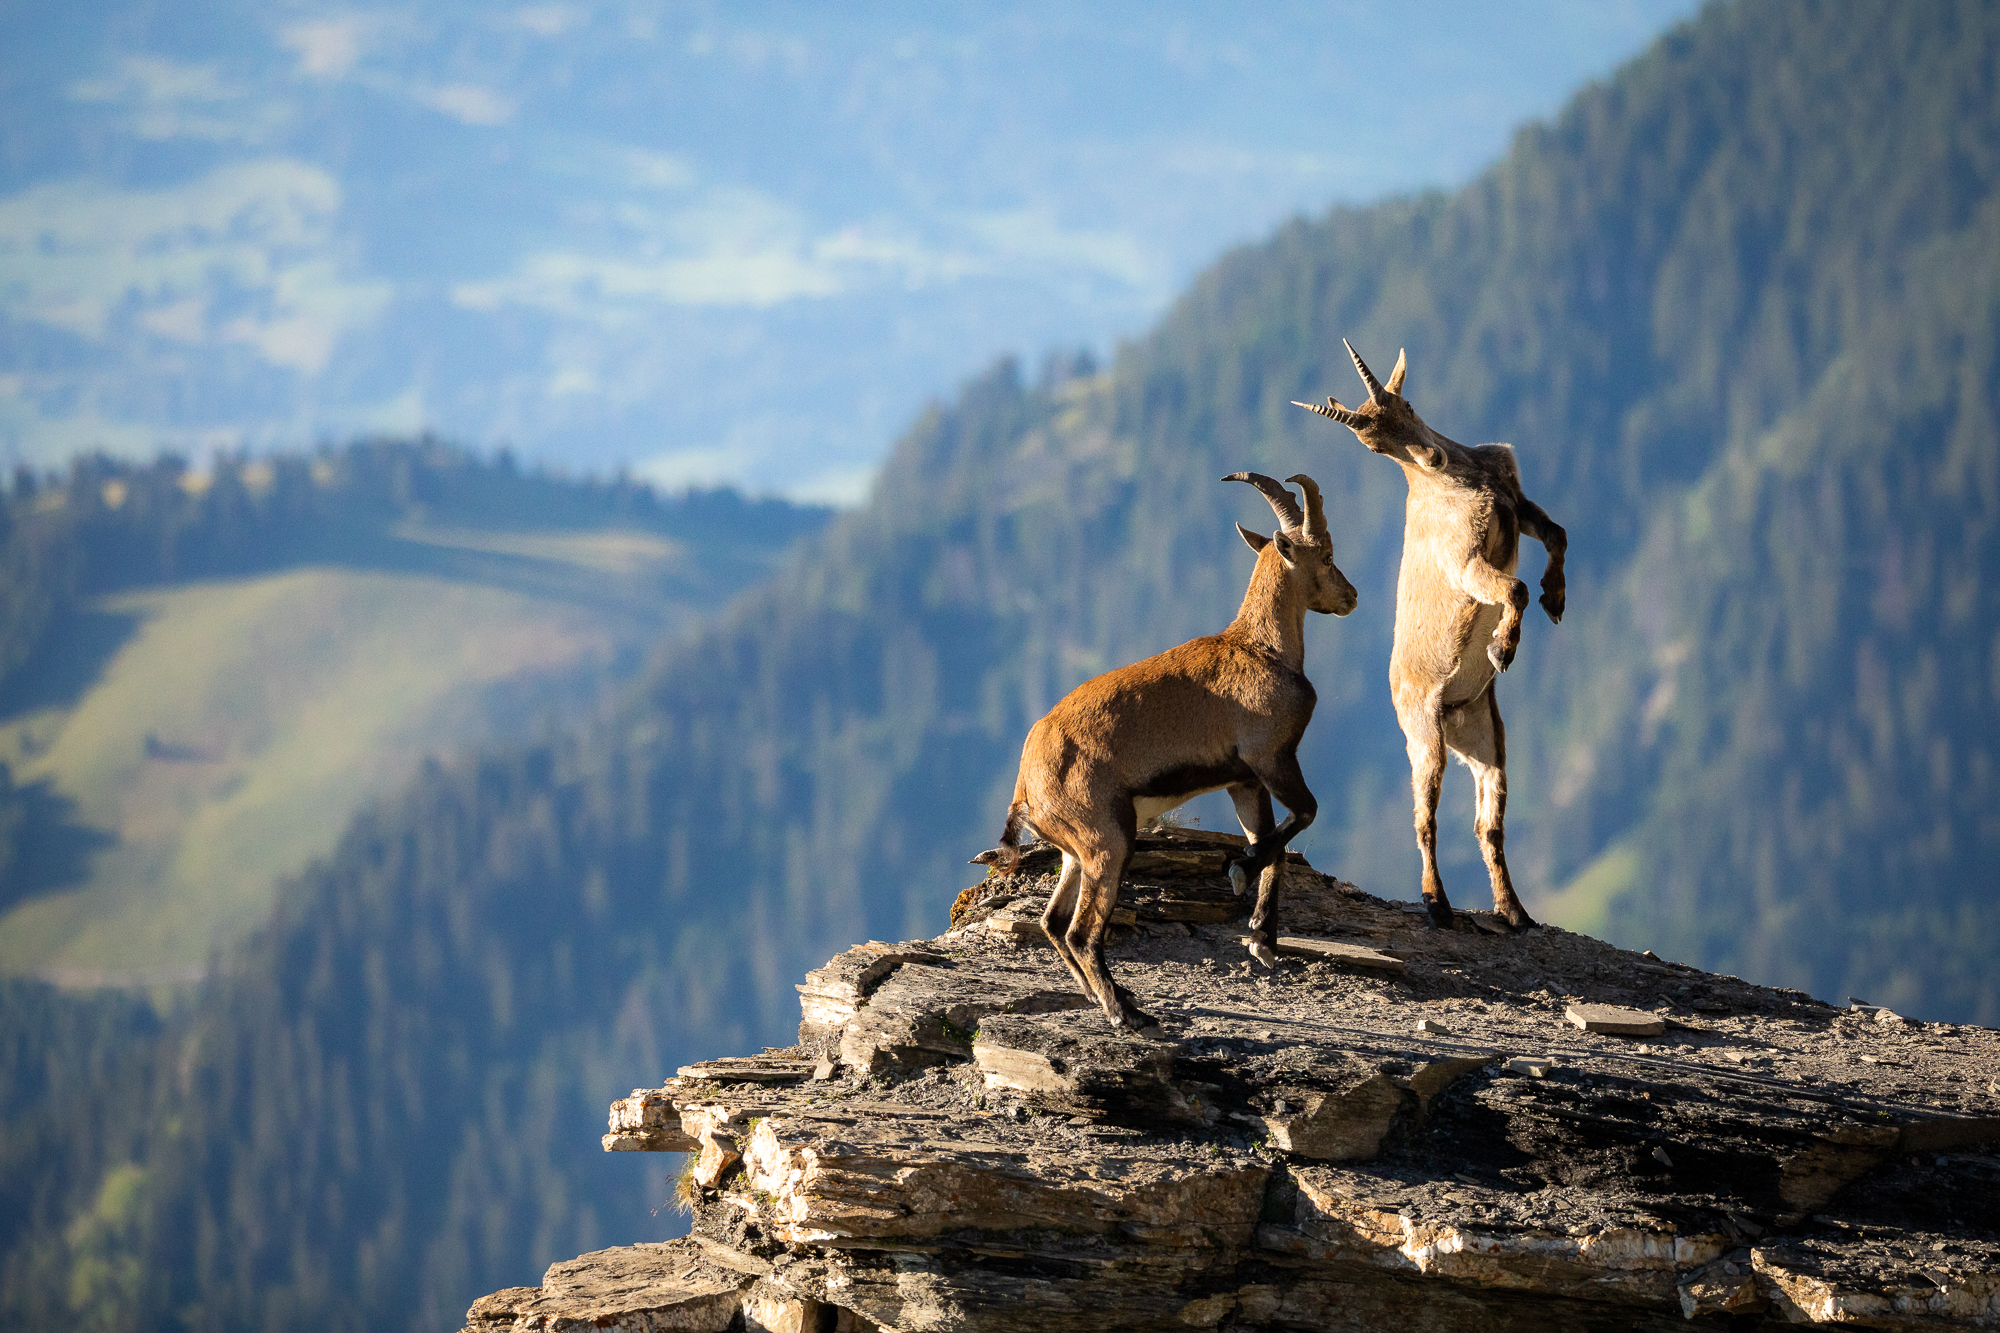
0,0,1704,503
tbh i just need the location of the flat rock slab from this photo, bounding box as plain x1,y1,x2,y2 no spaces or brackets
461,1238,858,1333
1566,1002,1668,1036
1275,936,1406,973
973,1010,1195,1125
839,962,1093,1077
675,1054,817,1084
797,942,949,1044
463,1240,746,1332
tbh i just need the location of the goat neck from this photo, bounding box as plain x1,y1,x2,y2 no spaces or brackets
1224,546,1310,670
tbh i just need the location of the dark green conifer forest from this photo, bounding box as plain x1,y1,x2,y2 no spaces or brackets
4,0,1999,1327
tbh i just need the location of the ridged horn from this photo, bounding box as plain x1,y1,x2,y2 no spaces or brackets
1343,338,1384,400
1386,347,1407,394
1292,397,1364,428
1222,471,1304,533
1285,473,1327,540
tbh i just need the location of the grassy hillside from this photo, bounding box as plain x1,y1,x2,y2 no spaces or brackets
1,568,626,980
0,445,831,982
7,1,2000,1328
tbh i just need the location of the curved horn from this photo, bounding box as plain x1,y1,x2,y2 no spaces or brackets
1292,397,1364,429
1343,338,1384,400
1222,471,1303,532
1285,473,1327,540
1385,347,1407,395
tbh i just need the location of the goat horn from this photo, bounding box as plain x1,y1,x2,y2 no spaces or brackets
1284,473,1327,539
1385,347,1407,395
1292,398,1363,429
1222,472,1304,532
1343,338,1384,400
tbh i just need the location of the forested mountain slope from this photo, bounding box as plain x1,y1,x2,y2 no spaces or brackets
7,1,1998,1328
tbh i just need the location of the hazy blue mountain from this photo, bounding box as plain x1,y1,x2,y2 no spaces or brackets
0,0,1697,501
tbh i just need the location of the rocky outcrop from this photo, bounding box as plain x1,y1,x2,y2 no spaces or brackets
474,829,2000,1331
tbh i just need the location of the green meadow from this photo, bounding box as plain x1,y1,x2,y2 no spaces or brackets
0,559,646,982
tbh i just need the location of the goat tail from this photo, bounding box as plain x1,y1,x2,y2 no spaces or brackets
971,794,1032,874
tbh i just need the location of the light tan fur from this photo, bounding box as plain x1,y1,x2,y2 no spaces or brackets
974,473,1356,1033
1295,342,1566,931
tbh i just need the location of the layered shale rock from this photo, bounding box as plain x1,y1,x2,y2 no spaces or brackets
473,829,2000,1331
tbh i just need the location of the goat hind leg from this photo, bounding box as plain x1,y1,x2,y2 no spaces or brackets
1447,691,1536,930
1066,846,1157,1034
1046,851,1153,1021
1039,852,1099,1004
1404,709,1454,928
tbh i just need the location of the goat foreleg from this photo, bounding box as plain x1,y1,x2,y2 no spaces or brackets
1459,556,1532,672
1224,782,1277,898
1518,499,1567,624
1237,758,1317,966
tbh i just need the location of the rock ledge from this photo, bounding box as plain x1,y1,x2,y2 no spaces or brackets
472,830,2000,1332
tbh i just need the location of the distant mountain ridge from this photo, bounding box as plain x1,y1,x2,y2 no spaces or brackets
4,0,1998,1328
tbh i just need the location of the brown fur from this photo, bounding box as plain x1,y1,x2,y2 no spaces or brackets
974,474,1356,1033
1296,343,1566,931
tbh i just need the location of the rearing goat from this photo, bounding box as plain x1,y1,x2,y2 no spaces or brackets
973,473,1356,1033
1296,342,1566,931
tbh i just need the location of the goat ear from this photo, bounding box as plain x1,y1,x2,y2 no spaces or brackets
1236,523,1270,553
1386,348,1407,394
1272,531,1300,565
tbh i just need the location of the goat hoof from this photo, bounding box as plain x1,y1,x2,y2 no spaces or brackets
1425,900,1456,929
1246,938,1277,968
1502,907,1539,931
1120,1008,1160,1035
1228,862,1249,896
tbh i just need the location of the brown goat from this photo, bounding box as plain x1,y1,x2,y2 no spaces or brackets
1295,342,1566,931
973,473,1356,1032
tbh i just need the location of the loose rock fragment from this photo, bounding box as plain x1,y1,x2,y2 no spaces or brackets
1564,1003,1666,1036
1273,936,1405,973
971,1011,1197,1125
692,1128,741,1189
1678,1261,1767,1318
1258,1059,1411,1160
796,942,949,1044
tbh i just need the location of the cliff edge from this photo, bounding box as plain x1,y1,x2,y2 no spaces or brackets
466,829,2000,1331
